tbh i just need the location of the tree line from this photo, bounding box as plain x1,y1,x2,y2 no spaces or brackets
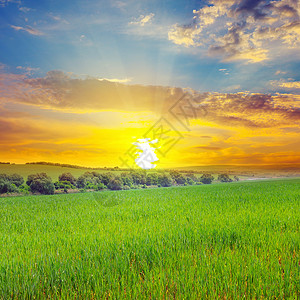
0,171,239,196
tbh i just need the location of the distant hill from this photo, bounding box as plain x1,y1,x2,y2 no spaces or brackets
1,162,299,181
175,164,300,178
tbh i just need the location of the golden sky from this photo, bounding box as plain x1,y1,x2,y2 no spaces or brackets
1,0,300,168
1,70,300,168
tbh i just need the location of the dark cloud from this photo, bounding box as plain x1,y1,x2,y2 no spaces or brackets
235,0,268,19
169,0,300,63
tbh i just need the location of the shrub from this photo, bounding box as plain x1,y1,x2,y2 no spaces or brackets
27,173,55,195
200,174,214,184
185,172,198,182
218,174,233,183
19,184,30,195
54,181,74,190
130,170,146,185
123,185,131,190
76,172,101,188
158,174,172,187
8,174,24,187
121,173,133,187
234,176,240,181
107,177,123,190
146,173,158,186
100,173,113,186
58,173,76,185
0,179,18,194
96,183,107,191
186,177,195,185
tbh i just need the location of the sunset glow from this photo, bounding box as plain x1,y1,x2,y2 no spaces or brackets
1,0,300,168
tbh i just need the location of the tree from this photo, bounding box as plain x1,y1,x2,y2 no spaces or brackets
100,172,113,186
77,172,100,188
146,173,159,186
58,172,76,185
200,174,214,184
185,172,198,182
157,173,173,187
234,176,239,181
107,176,123,190
0,174,9,181
8,174,24,187
186,177,195,185
218,174,233,183
27,173,55,195
0,178,18,194
130,170,146,185
120,172,133,187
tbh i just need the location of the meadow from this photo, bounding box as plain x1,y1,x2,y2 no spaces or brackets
0,179,299,299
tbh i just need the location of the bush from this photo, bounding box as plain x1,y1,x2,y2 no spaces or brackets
200,174,214,184
19,184,30,195
85,181,96,190
123,185,131,190
8,174,24,187
186,177,195,185
58,173,76,185
218,174,233,183
27,173,55,195
146,173,158,186
96,183,107,191
158,174,172,187
234,176,240,181
100,173,113,186
130,170,146,185
107,177,123,190
185,172,198,182
121,173,133,187
0,179,18,194
77,172,100,188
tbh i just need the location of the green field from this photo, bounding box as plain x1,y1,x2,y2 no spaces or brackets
0,179,299,299
0,164,99,181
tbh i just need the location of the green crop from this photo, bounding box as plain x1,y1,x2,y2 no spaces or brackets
0,179,299,299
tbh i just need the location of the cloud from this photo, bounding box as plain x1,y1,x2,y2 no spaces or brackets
1,70,300,130
16,66,39,74
168,23,200,46
279,81,300,89
277,80,300,89
129,13,155,27
19,6,32,13
97,78,132,83
0,0,20,7
168,0,300,63
275,70,287,75
1,70,300,167
223,85,241,91
270,79,300,90
10,25,44,36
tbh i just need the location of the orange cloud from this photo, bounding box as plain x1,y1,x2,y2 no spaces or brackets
1,70,300,167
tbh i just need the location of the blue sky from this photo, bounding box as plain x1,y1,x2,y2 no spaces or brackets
1,0,300,92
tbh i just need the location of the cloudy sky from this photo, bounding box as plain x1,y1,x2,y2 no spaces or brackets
0,0,300,167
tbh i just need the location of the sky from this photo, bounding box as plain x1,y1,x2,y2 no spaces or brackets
0,0,300,168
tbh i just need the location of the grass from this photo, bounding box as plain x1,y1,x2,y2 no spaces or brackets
0,179,299,299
